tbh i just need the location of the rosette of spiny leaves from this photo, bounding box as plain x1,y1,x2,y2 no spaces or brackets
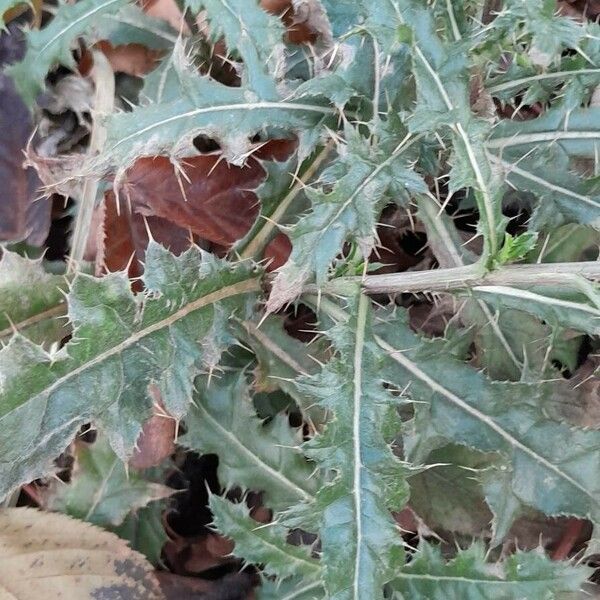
0,242,259,500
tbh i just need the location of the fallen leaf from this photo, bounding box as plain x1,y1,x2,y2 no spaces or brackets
0,507,164,599
117,140,295,248
0,26,50,245
96,40,162,77
130,386,177,470
93,191,194,278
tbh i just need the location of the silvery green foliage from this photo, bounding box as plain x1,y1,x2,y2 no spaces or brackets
181,371,318,511
4,0,600,597
0,250,67,344
0,242,258,499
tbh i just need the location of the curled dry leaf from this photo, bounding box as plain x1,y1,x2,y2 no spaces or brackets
0,507,164,599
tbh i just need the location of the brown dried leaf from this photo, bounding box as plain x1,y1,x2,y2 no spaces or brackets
0,507,164,599
0,28,50,245
96,41,162,77
93,191,194,278
130,386,176,470
120,155,262,246
117,140,295,248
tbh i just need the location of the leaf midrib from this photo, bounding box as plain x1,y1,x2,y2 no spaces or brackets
1,277,260,417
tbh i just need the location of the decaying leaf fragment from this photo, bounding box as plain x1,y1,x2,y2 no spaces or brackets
0,507,164,599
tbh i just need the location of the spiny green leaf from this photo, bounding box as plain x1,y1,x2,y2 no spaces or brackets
319,0,403,52
0,243,258,500
294,294,409,600
186,0,285,98
96,41,333,174
491,232,539,268
390,541,589,599
7,0,127,105
269,132,427,311
0,251,67,344
486,108,600,229
397,0,505,256
47,434,172,527
493,0,584,60
210,495,320,580
374,310,600,529
180,371,317,511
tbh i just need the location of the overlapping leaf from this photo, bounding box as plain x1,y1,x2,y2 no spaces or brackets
47,434,172,526
390,541,589,600
96,40,333,175
0,242,258,500
186,0,285,97
181,370,317,511
374,310,600,532
269,132,427,310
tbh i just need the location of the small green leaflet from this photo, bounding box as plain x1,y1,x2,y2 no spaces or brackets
7,0,128,105
210,495,320,581
0,243,258,500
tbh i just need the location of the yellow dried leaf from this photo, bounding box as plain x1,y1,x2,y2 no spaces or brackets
0,508,164,599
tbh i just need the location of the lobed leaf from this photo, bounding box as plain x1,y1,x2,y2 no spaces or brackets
374,311,600,532
390,541,589,600
181,370,317,511
186,0,285,98
293,294,410,600
0,242,259,500
210,494,320,580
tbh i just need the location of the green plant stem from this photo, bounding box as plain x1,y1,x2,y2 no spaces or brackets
302,260,600,296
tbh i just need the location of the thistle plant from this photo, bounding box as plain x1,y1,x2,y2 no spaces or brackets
1,0,600,598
